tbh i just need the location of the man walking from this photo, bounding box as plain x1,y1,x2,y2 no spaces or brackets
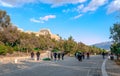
36,51,40,61
31,52,34,59
102,52,105,59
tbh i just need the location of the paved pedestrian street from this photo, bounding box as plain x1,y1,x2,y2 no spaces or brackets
0,55,120,76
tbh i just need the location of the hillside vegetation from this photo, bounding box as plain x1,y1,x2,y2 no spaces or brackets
0,10,105,56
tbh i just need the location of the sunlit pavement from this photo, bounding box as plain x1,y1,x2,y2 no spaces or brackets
0,55,119,76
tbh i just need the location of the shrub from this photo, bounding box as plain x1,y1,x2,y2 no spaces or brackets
13,46,19,51
52,49,59,52
43,58,51,61
0,44,8,55
6,46,14,54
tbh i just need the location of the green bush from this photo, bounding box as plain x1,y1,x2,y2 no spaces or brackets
43,58,51,61
0,44,8,55
52,49,59,52
6,46,14,54
13,46,19,51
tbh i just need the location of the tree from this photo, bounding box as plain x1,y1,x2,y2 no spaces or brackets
110,23,120,43
0,10,11,28
110,22,120,60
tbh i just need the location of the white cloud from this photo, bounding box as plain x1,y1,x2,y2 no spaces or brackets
63,0,108,18
107,0,120,14
0,0,13,7
62,9,71,13
18,28,24,32
40,15,56,21
40,0,86,7
73,14,83,19
77,4,84,10
0,0,87,7
30,15,56,23
0,0,37,7
76,4,84,13
82,0,108,12
30,18,44,23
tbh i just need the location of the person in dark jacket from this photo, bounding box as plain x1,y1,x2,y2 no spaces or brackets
58,53,61,60
31,52,34,59
77,52,82,61
53,52,57,61
61,51,65,60
82,52,85,59
36,51,40,61
102,52,105,59
86,52,90,59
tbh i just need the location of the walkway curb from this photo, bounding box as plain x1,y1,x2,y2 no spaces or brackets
101,59,108,76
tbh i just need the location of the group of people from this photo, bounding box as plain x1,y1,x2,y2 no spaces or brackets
102,52,115,60
51,52,65,61
75,52,90,61
31,51,40,61
31,51,65,61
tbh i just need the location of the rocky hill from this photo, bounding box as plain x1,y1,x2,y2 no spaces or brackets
92,41,112,50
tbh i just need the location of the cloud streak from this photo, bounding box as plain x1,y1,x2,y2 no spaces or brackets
0,0,86,7
0,0,13,7
40,15,56,21
40,0,86,7
63,0,108,19
0,0,37,7
30,18,44,23
30,15,56,23
82,0,108,12
0,0,120,20
107,0,120,14
73,14,83,19
1,0,119,14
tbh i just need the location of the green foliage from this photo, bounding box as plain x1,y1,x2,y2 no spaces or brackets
110,23,120,54
52,49,59,52
6,46,14,54
0,10,104,56
13,46,19,51
111,43,120,54
34,48,39,51
0,44,8,55
43,58,51,61
0,10,11,28
110,23,120,43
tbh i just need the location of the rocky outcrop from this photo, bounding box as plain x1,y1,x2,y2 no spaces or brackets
26,28,60,41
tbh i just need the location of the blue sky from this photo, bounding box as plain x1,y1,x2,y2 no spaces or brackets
0,0,120,45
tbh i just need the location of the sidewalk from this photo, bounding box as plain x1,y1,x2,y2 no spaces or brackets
0,57,42,75
106,59,120,76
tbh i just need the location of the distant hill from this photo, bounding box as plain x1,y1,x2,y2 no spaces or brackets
92,41,112,50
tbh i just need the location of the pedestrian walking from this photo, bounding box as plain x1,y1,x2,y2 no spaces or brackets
53,52,57,61
102,52,105,59
31,52,34,59
75,52,78,59
77,52,82,61
36,51,40,61
61,51,65,60
58,53,61,60
82,52,85,59
110,53,114,60
86,52,90,59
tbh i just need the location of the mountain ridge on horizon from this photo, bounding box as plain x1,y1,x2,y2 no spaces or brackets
91,41,112,50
